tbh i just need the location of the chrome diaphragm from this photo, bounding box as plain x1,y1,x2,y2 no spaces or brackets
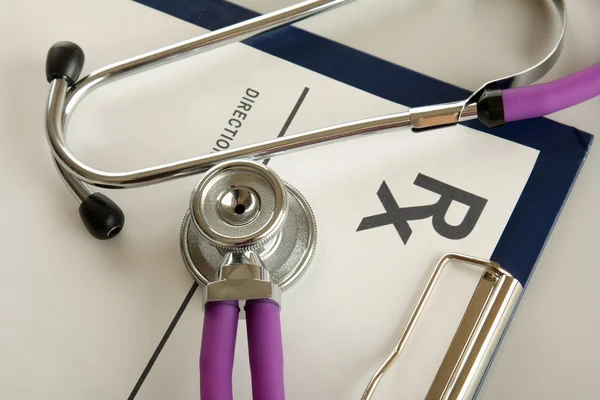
180,160,317,291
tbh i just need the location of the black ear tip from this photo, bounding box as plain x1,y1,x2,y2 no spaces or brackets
46,41,85,85
79,193,125,240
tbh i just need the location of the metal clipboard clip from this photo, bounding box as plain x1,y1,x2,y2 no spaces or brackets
362,253,523,400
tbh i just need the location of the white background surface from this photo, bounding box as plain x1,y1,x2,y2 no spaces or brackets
0,0,598,399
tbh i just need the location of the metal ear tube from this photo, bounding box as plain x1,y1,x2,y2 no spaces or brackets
43,0,572,240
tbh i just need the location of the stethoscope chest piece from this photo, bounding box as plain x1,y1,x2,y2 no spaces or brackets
180,160,317,292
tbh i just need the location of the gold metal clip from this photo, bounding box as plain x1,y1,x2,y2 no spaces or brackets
362,253,523,400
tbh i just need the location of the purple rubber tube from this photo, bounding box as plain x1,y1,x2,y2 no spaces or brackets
245,299,285,400
503,61,600,122
200,301,239,400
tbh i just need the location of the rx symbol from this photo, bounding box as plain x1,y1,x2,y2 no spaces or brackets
357,174,488,244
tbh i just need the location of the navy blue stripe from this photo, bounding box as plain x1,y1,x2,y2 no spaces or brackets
135,0,592,284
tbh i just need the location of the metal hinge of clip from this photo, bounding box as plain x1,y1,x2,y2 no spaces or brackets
361,253,523,400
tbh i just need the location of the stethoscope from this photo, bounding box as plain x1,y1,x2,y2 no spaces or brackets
42,0,599,399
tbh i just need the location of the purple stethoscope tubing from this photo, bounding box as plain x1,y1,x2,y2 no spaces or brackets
502,61,600,122
200,300,285,400
200,301,239,400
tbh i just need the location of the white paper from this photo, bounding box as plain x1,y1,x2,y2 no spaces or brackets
0,1,538,399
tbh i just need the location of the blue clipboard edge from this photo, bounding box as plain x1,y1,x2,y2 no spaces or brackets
130,0,594,397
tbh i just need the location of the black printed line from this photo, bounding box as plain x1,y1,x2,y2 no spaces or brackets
127,281,199,400
127,87,310,399
264,87,310,166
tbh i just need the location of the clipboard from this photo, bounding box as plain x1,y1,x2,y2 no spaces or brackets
0,1,592,399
